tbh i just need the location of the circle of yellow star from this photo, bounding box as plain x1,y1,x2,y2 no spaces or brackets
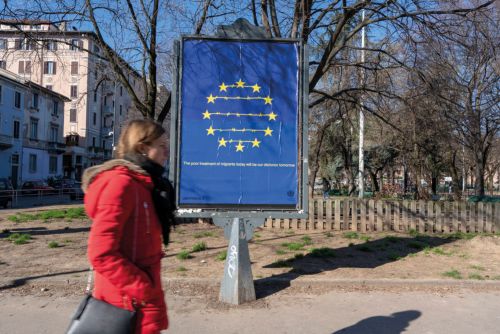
252,84,261,93
207,94,216,103
251,138,261,147
263,96,273,104
236,141,245,152
268,112,277,121
206,126,215,135
202,110,211,119
264,127,273,136
236,79,245,88
219,82,228,92
218,138,227,147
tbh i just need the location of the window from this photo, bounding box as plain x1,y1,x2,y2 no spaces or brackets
15,39,34,50
71,61,78,75
18,60,31,74
94,69,98,79
92,137,96,147
0,60,5,69
46,85,53,90
120,86,123,96
49,156,58,174
94,44,100,53
0,39,6,49
119,105,122,116
70,108,77,122
52,100,59,116
45,40,57,51
93,112,96,125
50,125,58,142
30,118,38,139
13,120,20,138
102,140,106,149
93,91,97,102
32,93,39,109
104,96,107,106
70,85,78,98
14,91,21,108
70,39,82,51
29,154,37,173
11,154,19,165
0,85,2,104
43,61,57,75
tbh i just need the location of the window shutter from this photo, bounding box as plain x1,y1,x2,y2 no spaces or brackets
78,40,83,49
53,62,57,74
18,61,24,74
43,62,48,74
25,61,31,74
14,39,21,49
71,62,78,75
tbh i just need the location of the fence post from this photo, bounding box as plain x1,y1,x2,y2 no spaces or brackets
325,199,333,230
478,202,485,233
368,199,375,232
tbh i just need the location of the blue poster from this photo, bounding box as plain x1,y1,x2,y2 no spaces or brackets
178,38,299,207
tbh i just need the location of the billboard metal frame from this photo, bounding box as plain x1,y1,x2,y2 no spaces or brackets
169,36,309,219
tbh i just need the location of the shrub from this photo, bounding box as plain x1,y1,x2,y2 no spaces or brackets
48,241,60,248
191,242,207,252
176,250,192,260
216,250,227,261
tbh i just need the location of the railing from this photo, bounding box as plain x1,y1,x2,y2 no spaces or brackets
0,133,13,149
0,187,83,209
263,197,500,234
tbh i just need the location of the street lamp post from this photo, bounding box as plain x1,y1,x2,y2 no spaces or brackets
358,9,366,199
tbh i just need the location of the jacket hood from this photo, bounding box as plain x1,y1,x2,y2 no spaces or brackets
81,159,149,193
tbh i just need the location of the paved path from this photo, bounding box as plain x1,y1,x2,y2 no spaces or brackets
1,289,499,333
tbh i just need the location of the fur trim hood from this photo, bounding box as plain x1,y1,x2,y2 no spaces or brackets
81,159,149,193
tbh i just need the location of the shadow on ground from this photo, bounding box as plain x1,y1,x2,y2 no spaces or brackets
255,235,457,298
332,310,421,334
0,226,89,238
0,269,89,291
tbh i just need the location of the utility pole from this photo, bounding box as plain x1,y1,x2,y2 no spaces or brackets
358,9,366,199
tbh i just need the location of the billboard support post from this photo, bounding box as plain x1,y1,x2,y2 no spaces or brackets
214,217,265,304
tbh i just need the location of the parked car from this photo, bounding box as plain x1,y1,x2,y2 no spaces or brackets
0,178,14,208
52,179,78,193
21,180,55,195
69,181,84,200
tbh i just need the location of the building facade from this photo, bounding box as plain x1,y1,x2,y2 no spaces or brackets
0,20,142,180
0,68,69,187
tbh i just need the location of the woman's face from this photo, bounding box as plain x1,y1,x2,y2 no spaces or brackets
145,133,169,166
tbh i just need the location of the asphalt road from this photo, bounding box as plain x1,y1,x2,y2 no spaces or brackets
1,289,499,333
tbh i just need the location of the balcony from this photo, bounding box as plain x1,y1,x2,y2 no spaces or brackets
103,106,113,118
47,141,66,154
87,146,104,160
0,134,13,150
65,133,81,147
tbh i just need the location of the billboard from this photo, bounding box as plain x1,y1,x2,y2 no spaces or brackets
173,37,306,212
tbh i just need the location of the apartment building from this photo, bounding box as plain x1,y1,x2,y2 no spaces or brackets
0,68,69,187
0,20,142,180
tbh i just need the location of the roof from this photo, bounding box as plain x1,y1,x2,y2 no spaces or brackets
0,68,70,102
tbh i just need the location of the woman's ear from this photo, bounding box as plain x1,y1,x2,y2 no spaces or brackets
136,143,148,155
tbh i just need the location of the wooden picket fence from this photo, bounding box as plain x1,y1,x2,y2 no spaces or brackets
263,198,500,234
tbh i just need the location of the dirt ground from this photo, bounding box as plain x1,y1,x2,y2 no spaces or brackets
1,206,500,298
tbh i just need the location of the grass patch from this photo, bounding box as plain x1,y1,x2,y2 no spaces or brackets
254,233,261,239
386,236,400,243
324,232,333,238
445,232,477,240
191,241,207,252
7,233,31,245
470,265,485,271
176,250,193,260
176,266,188,272
343,231,359,239
48,241,61,248
468,273,484,280
276,249,287,255
281,242,305,251
294,253,304,260
387,253,402,261
442,269,462,279
492,276,500,280
431,247,452,256
285,230,295,235
310,247,336,258
360,235,371,242
7,208,86,223
409,229,419,237
216,250,227,261
193,231,215,239
300,236,313,245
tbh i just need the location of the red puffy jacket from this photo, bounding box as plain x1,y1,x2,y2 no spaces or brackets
82,159,168,334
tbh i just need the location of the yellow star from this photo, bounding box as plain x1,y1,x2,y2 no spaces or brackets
219,82,228,92
236,79,245,88
268,112,277,121
202,110,211,119
236,141,245,152
264,96,273,104
207,94,216,103
264,127,273,136
206,126,215,135
251,138,261,147
252,84,261,92
218,138,227,147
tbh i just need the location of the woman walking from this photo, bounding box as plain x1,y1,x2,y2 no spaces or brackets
82,119,175,333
